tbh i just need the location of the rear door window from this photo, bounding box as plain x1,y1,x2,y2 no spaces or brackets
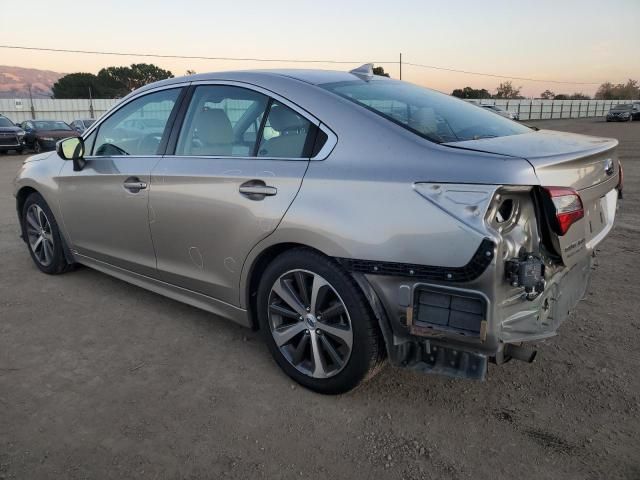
175,85,270,157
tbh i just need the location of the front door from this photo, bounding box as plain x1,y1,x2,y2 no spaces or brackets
57,87,183,277
149,84,318,305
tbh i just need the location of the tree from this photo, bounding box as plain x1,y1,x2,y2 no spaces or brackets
52,72,103,99
595,79,640,100
569,92,591,100
451,86,492,99
372,66,390,78
494,81,522,99
53,63,174,98
186,69,197,75
98,63,174,95
540,89,555,99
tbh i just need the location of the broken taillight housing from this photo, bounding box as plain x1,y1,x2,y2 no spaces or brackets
543,187,584,236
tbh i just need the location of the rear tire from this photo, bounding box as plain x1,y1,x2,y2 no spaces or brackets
257,248,385,394
22,192,74,274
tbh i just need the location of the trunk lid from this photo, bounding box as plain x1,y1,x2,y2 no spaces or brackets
445,130,620,267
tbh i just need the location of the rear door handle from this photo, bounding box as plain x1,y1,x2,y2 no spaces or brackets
123,177,147,192
239,180,277,199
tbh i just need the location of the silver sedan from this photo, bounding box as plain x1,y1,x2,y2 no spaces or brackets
14,65,621,393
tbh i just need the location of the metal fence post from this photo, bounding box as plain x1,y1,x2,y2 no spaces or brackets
560,101,564,118
517,102,521,118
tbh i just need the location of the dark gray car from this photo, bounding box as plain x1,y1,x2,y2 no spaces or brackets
13,65,622,393
0,115,26,154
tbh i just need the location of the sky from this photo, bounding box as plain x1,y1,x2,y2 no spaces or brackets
1,0,639,97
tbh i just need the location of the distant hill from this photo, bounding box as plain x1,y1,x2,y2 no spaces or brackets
0,65,64,98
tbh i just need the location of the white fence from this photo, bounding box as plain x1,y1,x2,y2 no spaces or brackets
0,98,119,124
467,99,633,121
0,97,636,124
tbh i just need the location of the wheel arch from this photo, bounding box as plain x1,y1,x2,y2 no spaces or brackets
16,185,75,265
243,242,392,360
16,186,39,241
245,242,322,330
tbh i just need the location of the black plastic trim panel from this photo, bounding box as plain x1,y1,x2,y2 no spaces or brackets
336,238,495,283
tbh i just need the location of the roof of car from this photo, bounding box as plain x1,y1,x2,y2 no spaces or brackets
126,69,381,101
186,69,365,85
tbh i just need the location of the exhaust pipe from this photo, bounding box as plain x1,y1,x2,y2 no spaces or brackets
504,344,537,363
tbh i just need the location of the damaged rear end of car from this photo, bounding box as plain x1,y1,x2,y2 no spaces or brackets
363,130,621,380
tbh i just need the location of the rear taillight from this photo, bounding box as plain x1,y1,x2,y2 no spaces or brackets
543,187,584,236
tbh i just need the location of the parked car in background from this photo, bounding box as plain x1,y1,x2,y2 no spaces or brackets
481,104,520,121
0,114,26,154
13,66,622,393
19,120,80,153
605,104,638,122
70,119,96,133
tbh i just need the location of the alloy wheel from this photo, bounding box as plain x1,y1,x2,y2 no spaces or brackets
267,269,353,379
25,204,55,267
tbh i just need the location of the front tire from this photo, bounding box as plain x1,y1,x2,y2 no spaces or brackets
22,193,73,274
33,140,41,153
257,248,385,394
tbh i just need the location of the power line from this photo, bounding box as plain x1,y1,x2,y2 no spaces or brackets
0,44,394,65
0,44,603,85
404,62,600,85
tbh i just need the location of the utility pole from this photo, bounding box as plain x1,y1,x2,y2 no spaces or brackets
28,84,35,120
89,86,94,118
399,53,402,80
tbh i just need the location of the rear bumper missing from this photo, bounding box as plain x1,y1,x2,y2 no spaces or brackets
351,253,594,380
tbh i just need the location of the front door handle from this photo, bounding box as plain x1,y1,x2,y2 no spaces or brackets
239,180,277,199
123,177,147,193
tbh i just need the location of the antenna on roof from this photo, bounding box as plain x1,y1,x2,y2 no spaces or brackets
349,63,374,81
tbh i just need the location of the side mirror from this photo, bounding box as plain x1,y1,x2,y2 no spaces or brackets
56,136,86,171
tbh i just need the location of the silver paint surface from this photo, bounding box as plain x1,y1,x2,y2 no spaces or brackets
13,69,620,359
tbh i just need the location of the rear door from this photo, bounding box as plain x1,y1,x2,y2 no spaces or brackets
149,83,319,306
57,86,184,277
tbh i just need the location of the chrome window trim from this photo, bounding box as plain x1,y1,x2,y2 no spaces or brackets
182,80,337,161
81,79,338,161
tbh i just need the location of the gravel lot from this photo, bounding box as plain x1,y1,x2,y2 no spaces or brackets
1,118,638,480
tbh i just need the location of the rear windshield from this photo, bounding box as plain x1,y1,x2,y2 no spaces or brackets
611,104,632,111
320,79,530,143
83,119,95,127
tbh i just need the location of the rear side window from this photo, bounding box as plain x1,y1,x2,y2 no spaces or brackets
257,101,314,158
321,79,530,143
93,88,181,156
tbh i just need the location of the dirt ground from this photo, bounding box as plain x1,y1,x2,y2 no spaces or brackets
1,118,638,480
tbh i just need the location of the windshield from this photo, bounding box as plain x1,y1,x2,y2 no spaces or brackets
320,79,530,143
0,117,14,127
33,121,72,131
